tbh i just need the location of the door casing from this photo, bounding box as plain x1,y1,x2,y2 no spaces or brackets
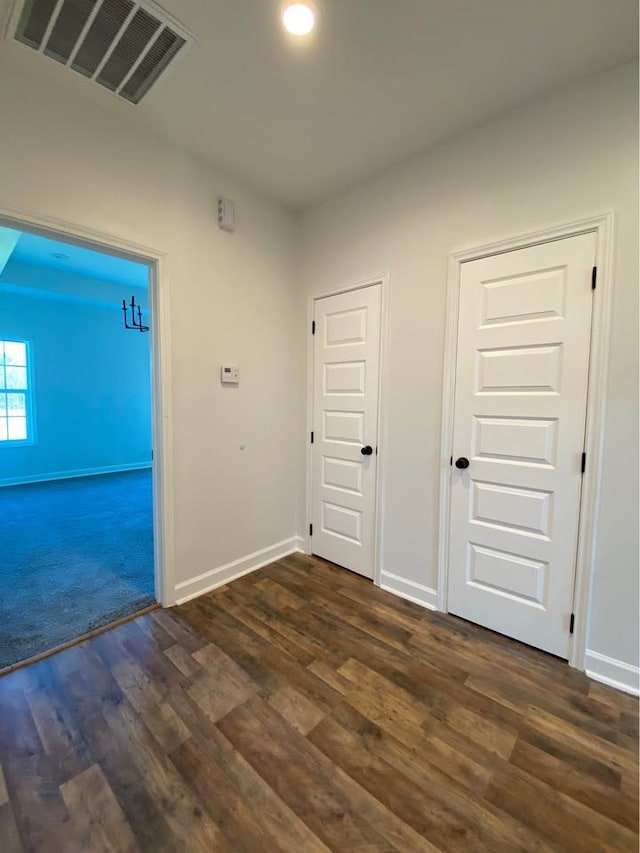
306,274,391,586
438,213,615,671
0,204,176,607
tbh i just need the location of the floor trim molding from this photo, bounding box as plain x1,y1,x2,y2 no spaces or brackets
0,462,152,488
585,649,640,696
174,536,305,605
380,570,437,610
0,603,159,678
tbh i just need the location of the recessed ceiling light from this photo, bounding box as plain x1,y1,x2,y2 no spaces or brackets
51,253,69,260
282,3,315,36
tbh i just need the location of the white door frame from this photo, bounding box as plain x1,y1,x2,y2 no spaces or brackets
437,212,615,671
0,205,176,607
305,274,390,586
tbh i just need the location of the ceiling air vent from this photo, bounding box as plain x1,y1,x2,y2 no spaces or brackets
10,0,193,104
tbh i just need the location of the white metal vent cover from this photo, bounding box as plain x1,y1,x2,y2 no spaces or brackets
6,0,194,104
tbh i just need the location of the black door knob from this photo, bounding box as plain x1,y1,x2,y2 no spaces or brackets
361,445,373,456
455,457,470,469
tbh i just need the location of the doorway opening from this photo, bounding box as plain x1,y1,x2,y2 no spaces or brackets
0,222,158,670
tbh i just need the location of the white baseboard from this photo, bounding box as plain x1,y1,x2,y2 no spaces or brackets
380,570,437,610
0,462,152,488
585,650,640,696
173,536,305,605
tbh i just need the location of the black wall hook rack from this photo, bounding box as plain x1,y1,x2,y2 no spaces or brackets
122,295,149,332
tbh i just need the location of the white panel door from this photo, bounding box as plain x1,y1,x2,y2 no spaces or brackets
311,284,382,578
447,233,596,657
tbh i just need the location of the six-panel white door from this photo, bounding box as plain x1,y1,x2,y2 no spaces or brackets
447,233,596,658
311,284,381,578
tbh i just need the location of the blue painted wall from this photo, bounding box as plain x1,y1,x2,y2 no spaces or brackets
0,262,151,485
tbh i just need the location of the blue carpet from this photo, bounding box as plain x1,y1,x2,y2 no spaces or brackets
0,469,155,669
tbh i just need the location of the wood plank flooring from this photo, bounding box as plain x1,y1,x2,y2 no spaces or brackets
0,553,637,851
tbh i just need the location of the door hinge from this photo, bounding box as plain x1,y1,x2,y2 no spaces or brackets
151,450,154,461
450,456,453,466
310,431,314,444
309,523,313,536
569,613,575,634
312,320,316,334
581,452,586,474
591,266,597,290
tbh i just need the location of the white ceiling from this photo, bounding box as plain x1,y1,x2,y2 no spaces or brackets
9,232,149,288
1,0,638,209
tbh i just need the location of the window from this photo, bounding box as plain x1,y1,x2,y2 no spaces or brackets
0,340,32,443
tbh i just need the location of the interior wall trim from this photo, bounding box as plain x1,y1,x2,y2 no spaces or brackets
585,649,640,696
0,462,152,488
173,536,305,605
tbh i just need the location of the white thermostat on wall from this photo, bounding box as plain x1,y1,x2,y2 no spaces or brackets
221,365,240,385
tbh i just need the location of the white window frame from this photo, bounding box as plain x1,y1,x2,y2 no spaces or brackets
0,338,35,446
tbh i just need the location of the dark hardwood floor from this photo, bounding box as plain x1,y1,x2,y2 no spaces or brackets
0,553,637,851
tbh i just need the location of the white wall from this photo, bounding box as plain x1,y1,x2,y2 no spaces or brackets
0,42,636,688
300,64,639,681
0,262,151,485
0,48,303,600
